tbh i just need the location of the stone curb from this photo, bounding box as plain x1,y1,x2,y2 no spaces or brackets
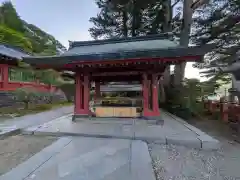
0,128,20,139
26,130,136,140
22,129,203,149
166,135,202,149
131,140,156,180
0,106,73,139
0,137,72,180
0,113,72,139
163,110,220,150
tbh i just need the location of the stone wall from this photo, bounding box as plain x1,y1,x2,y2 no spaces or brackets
0,90,67,108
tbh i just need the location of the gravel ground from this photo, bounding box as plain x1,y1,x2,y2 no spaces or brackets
149,118,240,180
0,135,57,175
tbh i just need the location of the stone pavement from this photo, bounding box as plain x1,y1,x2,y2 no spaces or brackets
0,106,73,138
0,137,155,180
22,111,220,150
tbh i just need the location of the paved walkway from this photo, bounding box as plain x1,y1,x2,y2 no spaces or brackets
0,109,222,179
22,111,219,150
0,137,155,180
0,106,73,138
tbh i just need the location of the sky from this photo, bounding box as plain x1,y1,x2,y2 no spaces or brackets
2,0,203,80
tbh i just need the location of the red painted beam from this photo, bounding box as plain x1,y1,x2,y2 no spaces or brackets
64,56,201,68
35,55,201,70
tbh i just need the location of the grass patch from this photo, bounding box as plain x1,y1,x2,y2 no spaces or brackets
0,102,73,118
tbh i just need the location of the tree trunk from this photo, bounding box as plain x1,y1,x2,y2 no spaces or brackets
122,9,128,37
162,0,172,33
163,66,171,86
159,0,172,103
174,63,187,85
159,80,166,103
162,0,172,87
173,0,193,86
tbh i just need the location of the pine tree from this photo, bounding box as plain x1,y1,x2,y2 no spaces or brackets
89,0,170,39
0,1,24,32
192,0,240,83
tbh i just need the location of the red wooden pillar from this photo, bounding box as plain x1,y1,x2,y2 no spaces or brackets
0,64,9,89
152,74,160,116
74,71,82,114
94,81,100,101
73,72,91,120
142,73,160,117
142,73,150,116
83,74,90,114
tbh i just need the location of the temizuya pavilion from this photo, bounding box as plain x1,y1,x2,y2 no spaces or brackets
23,34,213,120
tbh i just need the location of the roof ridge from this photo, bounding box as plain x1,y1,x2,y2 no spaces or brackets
69,33,174,49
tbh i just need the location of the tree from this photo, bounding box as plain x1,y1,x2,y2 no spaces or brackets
0,1,66,55
35,69,61,86
89,0,170,39
0,1,24,32
0,25,32,52
192,0,240,83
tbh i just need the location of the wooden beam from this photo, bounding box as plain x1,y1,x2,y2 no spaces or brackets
63,56,200,69
92,75,141,82
92,71,140,77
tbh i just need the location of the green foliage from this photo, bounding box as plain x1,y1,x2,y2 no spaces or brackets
0,101,72,117
35,69,61,85
164,78,217,119
0,25,32,52
0,1,66,86
0,1,66,55
0,1,24,31
192,0,240,82
58,83,75,102
89,0,180,39
24,22,66,54
13,87,40,109
13,87,66,109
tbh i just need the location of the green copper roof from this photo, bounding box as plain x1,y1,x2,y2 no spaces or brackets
22,34,214,66
65,35,178,56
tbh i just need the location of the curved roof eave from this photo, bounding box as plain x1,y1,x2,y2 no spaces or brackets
0,44,30,60
22,44,214,66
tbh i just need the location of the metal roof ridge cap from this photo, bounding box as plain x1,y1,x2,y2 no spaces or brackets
69,33,174,49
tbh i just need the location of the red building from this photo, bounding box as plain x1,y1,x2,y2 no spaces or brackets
0,44,55,92
23,34,213,119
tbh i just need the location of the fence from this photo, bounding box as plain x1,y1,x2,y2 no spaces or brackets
203,99,240,123
0,81,56,92
0,64,56,92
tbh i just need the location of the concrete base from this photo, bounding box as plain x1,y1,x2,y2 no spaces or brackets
22,112,220,149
